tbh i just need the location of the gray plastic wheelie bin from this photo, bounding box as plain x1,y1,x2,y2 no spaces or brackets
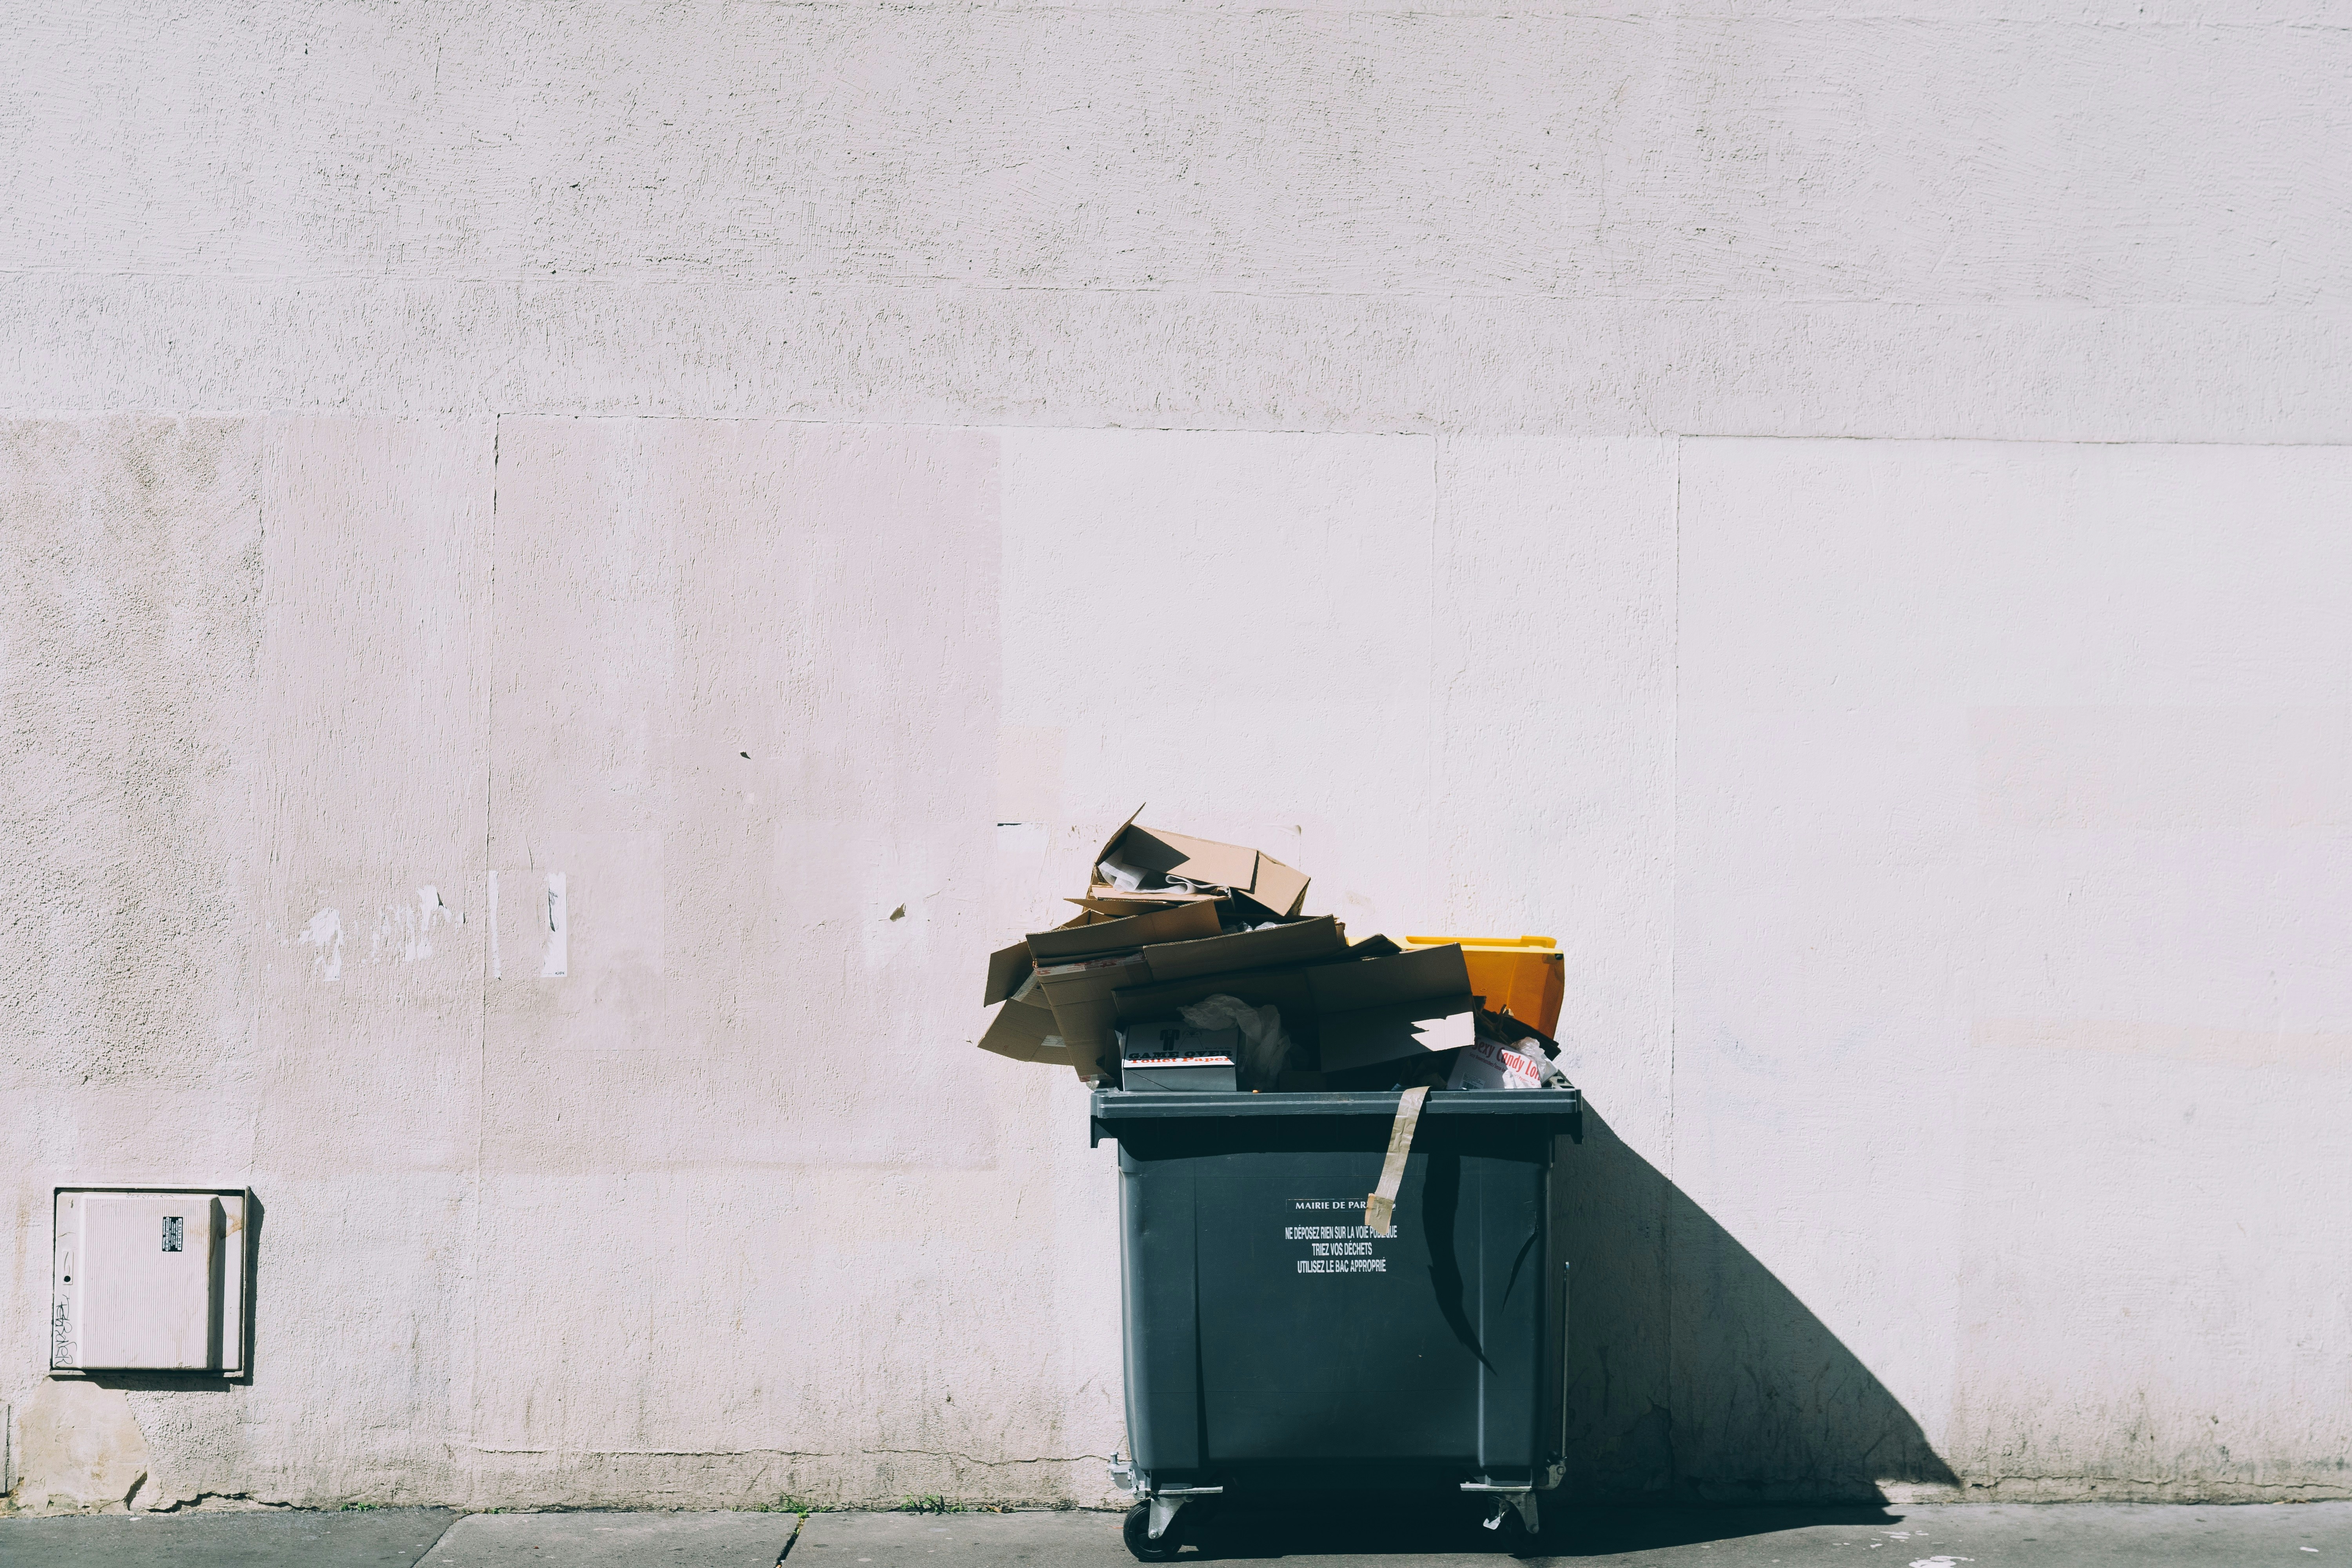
1091,1087,1582,1559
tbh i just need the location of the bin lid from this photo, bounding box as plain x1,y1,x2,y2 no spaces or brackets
1400,935,1559,952
1089,1087,1582,1143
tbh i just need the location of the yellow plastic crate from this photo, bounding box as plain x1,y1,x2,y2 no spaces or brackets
1401,935,1563,1037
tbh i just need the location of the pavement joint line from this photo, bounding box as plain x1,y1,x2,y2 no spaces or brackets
408,1509,459,1568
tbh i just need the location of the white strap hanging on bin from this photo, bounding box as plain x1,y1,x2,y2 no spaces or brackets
1364,1085,1430,1237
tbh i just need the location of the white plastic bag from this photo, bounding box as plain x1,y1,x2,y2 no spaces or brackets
1178,993,1292,1090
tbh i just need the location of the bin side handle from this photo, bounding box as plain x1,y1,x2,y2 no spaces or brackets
1559,1259,1572,1472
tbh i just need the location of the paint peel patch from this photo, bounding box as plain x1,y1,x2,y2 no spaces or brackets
368,884,461,965
297,907,343,981
286,889,470,981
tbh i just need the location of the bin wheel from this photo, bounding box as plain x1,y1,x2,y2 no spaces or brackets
1123,1502,1184,1560
1476,1495,1538,1551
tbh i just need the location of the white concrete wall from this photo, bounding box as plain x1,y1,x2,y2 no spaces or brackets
4,0,2349,1512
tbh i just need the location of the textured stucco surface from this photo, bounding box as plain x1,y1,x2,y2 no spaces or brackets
4,0,2350,1515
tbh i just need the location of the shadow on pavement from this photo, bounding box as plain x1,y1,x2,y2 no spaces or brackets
1536,1505,1911,1557
1173,1497,1910,1561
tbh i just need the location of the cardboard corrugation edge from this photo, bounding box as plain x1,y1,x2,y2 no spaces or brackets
1068,894,1210,918
1248,851,1311,917
1137,915,1347,984
984,911,1107,1006
1025,899,1221,963
1031,954,1156,1080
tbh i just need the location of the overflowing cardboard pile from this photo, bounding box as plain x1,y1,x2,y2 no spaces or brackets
977,809,1567,1092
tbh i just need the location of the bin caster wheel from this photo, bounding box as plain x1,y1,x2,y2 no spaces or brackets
1123,1501,1185,1560
1477,1494,1540,1550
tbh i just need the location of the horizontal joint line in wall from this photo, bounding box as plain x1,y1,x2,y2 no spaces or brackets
5,269,2351,313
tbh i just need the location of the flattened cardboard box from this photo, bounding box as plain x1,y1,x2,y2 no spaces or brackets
1025,903,1225,1078
1108,927,1464,1072
1033,952,1156,1076
1083,807,1311,921
1310,943,1479,1074
1113,968,1320,1044
1031,911,1341,1079
1316,996,1477,1073
1106,915,1348,1045
980,910,1114,1072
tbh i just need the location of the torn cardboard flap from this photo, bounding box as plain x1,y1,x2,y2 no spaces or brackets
977,995,1078,1067
1310,943,1479,1074
985,940,1034,1007
1317,994,1478,1074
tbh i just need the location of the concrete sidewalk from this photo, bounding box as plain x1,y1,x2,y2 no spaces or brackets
2,1502,2348,1566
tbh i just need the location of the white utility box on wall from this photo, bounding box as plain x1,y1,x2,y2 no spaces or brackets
51,1188,250,1374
